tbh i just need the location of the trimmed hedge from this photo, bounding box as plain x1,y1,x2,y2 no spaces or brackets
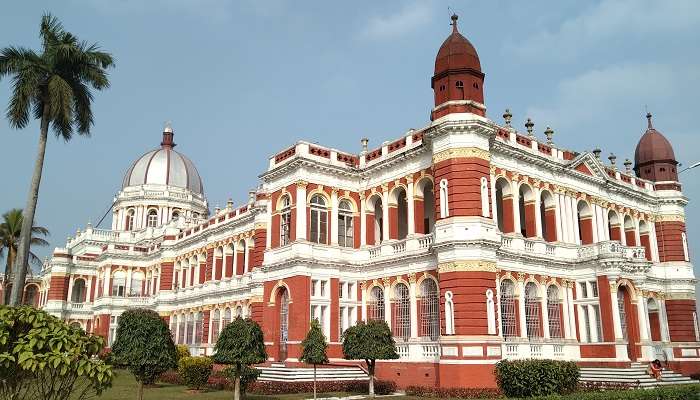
406,386,502,398
521,384,700,399
248,379,396,395
495,359,579,397
177,356,213,390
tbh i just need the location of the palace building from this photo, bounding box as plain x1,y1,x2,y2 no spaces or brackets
25,15,700,387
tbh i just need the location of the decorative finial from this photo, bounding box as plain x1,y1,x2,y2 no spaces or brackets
451,14,458,33
248,191,256,205
503,109,512,127
544,126,554,144
646,112,653,129
226,198,233,210
214,205,221,215
361,138,369,154
161,121,176,148
608,153,617,170
593,148,602,159
624,158,633,173
525,118,534,137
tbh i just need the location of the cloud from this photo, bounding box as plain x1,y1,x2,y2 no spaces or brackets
358,2,433,40
523,62,700,152
79,0,234,24
509,0,700,62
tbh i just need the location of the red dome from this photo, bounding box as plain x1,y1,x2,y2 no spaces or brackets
434,14,481,76
633,113,678,182
634,114,677,166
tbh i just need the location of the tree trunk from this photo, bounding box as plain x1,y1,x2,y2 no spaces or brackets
368,360,375,398
234,376,241,400
3,247,13,304
137,381,144,400
313,364,317,400
10,104,50,306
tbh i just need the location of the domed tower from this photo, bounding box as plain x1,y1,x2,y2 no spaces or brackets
634,113,679,182
111,124,208,231
431,14,485,120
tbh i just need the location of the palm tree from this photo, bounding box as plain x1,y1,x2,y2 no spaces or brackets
0,209,49,304
0,14,114,305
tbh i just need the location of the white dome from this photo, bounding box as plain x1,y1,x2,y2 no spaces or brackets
121,128,204,195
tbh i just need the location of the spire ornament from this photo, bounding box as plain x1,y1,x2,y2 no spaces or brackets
525,118,534,137
544,126,554,144
503,109,513,127
608,153,617,170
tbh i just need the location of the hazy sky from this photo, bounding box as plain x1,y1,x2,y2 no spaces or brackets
2,0,699,295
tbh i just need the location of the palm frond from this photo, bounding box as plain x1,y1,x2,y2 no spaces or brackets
30,226,49,236
40,13,64,50
47,74,74,140
70,80,93,134
29,237,49,247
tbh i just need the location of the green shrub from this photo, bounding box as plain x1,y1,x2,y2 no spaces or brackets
177,356,213,390
524,383,700,399
495,359,579,397
176,345,191,362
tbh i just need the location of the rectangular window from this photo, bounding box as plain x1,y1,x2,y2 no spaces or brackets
339,282,344,299
280,211,291,245
592,304,603,342
590,281,599,298
578,283,588,299
582,306,591,343
311,280,318,297
320,281,327,297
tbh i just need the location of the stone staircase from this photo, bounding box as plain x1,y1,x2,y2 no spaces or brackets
580,362,699,388
257,363,369,382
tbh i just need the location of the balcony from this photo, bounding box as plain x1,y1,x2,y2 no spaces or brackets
500,236,648,265
93,295,156,309
264,234,434,267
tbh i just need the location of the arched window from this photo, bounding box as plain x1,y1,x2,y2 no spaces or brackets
494,178,512,233
368,286,385,321
393,188,408,240
171,314,178,341
540,190,556,242
223,308,232,328
371,196,383,244
23,285,38,306
187,313,195,345
195,312,204,345
235,305,243,318
525,282,542,339
455,80,464,88
178,314,186,344
280,195,292,245
112,271,126,297
577,201,593,245
192,212,199,219
338,200,353,247
130,271,144,297
420,279,440,340
309,194,327,244
419,180,436,234
71,279,87,303
392,283,410,341
547,286,563,339
125,209,135,231
500,280,517,338
617,288,628,341
147,209,158,228
171,209,180,221
439,179,449,218
211,309,221,343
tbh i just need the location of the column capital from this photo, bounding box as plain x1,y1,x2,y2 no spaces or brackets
295,180,308,188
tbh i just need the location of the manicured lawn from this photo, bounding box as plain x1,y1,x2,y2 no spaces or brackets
98,371,360,400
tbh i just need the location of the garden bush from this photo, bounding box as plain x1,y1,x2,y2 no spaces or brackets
405,385,501,398
178,356,214,390
495,359,579,397
176,345,191,362
523,383,700,399
246,379,396,395
158,370,182,385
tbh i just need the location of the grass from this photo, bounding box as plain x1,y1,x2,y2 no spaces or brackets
98,371,359,400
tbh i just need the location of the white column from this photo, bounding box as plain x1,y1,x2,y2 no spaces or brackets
602,208,610,241
561,195,570,243
85,278,92,302
659,299,671,342
577,305,589,342
637,295,649,342
409,279,418,338
407,179,416,236
610,284,624,340
566,284,576,339
67,276,74,302
243,240,250,273
296,183,307,240
561,284,572,339
360,195,367,246
231,242,238,278
512,181,522,235
518,279,528,338
331,189,339,245
554,192,563,242
361,286,368,321
591,204,600,243
384,282,392,327
382,190,389,242
634,219,641,247
102,268,110,295
571,197,581,245
649,222,660,262
490,175,498,225
540,292,550,339
125,269,133,296
535,188,543,238
621,222,628,245
266,203,272,250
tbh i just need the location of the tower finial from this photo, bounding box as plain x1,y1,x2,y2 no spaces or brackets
451,14,458,33
161,121,176,148
646,112,653,129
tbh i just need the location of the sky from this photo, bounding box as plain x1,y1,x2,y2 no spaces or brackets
1,0,699,299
